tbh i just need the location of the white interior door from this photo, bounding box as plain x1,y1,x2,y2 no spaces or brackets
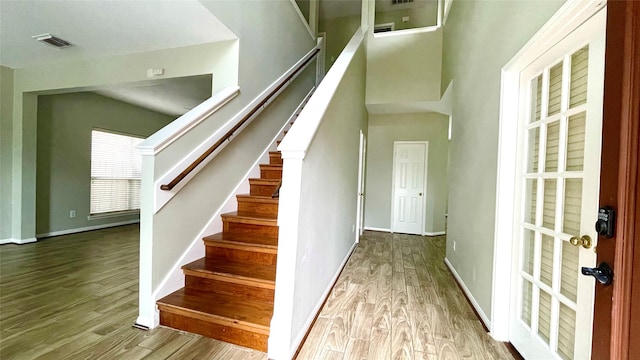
391,142,427,235
510,9,606,360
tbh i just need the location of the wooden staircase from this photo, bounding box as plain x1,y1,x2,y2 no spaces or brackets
157,150,284,352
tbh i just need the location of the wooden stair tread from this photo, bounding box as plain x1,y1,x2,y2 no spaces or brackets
203,232,278,248
236,194,279,204
249,178,280,185
259,164,282,169
183,258,276,284
221,212,278,224
157,288,272,330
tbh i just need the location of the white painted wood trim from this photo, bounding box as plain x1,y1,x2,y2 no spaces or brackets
278,28,365,155
153,47,320,213
288,241,358,359
491,0,606,342
0,237,37,245
137,86,240,156
289,0,315,41
445,257,492,329
373,25,439,39
364,227,392,232
268,157,304,360
35,220,139,239
424,231,446,236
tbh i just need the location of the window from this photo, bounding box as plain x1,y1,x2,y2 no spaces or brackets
90,129,143,216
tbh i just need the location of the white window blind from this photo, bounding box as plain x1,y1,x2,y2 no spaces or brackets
90,130,143,215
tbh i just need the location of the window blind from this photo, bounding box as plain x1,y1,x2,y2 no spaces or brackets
90,130,143,215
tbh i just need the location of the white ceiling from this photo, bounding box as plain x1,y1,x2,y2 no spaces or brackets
94,75,213,117
0,0,236,69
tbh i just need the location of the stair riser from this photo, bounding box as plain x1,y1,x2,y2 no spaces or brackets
206,246,277,265
223,221,278,238
269,154,283,165
159,311,268,352
250,184,279,197
185,275,274,303
260,168,282,179
237,201,278,217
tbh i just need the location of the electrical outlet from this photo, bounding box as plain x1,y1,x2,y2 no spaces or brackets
352,224,355,233
453,240,456,251
70,210,76,218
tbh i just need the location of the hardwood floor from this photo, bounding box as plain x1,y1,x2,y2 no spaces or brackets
0,226,514,359
297,231,515,360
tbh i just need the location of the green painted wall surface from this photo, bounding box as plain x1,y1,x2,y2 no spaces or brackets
375,4,438,31
36,92,173,236
0,66,14,240
441,0,565,318
319,14,361,72
365,112,449,233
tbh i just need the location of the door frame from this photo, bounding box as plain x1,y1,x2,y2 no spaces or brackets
593,1,640,359
390,141,428,235
491,0,607,341
355,129,367,242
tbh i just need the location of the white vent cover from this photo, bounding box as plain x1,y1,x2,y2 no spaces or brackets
31,33,72,48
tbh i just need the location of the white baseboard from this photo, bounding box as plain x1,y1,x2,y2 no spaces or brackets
288,240,358,359
424,231,446,236
0,237,37,245
444,257,492,330
35,220,139,239
364,226,391,232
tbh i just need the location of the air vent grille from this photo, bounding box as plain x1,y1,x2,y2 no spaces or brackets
391,0,413,4
31,33,72,48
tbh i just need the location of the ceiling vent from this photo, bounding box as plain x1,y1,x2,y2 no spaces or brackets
31,33,72,48
391,0,413,4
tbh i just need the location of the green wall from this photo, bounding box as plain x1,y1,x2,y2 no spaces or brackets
0,66,14,240
36,92,174,236
365,112,449,234
319,14,361,72
441,0,565,318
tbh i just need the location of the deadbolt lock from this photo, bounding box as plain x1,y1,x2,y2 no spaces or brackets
569,235,592,249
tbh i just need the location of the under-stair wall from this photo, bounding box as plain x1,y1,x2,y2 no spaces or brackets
136,0,317,329
269,28,368,359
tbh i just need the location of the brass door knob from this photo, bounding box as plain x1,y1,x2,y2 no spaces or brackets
570,235,592,249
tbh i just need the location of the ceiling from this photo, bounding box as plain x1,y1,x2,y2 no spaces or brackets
0,0,233,116
94,75,213,117
0,0,235,69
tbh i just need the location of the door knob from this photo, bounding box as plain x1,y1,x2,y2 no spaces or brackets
581,262,613,285
419,192,423,196
569,235,592,249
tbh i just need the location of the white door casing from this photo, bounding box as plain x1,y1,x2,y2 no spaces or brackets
356,130,367,241
506,7,606,360
391,141,428,235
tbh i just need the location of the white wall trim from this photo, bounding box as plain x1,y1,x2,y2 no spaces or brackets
491,0,606,342
0,237,37,245
445,257,491,329
152,47,319,214
35,220,139,239
424,231,446,236
288,241,358,359
364,226,391,232
137,86,240,156
372,25,439,39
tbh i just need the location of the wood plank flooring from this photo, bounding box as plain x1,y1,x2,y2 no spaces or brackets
0,226,514,359
297,231,516,360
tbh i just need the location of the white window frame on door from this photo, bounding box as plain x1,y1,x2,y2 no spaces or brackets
491,0,606,340
390,141,429,235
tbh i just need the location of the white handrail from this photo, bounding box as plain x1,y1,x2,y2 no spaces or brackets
137,86,240,156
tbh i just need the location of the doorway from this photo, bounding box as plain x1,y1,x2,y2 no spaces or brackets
391,141,428,235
